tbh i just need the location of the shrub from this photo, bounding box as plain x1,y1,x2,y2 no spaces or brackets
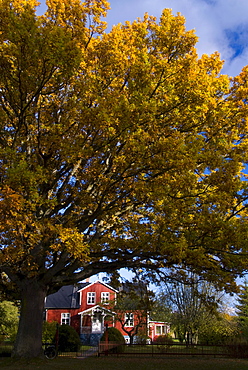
42,321,58,344
135,334,151,344
100,327,125,353
154,335,174,347
101,327,125,344
58,324,81,352
0,301,19,341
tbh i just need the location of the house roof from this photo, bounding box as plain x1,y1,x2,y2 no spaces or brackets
149,321,170,325
77,280,119,293
45,283,89,309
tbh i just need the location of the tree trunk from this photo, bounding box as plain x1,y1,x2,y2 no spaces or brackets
12,279,47,358
129,335,134,345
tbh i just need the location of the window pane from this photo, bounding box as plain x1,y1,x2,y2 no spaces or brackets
61,313,70,325
87,292,95,304
125,313,134,326
101,292,109,303
156,326,161,335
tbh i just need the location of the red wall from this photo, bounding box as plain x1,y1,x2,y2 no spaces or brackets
79,282,116,311
46,308,81,333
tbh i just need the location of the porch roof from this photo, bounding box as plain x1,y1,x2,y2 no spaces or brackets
78,304,116,316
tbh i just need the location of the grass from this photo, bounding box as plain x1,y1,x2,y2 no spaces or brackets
114,343,228,355
0,356,248,370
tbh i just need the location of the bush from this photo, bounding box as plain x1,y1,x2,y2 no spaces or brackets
154,335,174,347
0,301,19,341
58,324,81,352
135,334,151,344
101,327,125,344
42,321,58,344
100,327,125,353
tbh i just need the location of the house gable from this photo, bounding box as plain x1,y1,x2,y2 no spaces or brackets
77,280,118,294
78,281,117,311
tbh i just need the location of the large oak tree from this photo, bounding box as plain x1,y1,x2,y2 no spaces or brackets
0,0,248,358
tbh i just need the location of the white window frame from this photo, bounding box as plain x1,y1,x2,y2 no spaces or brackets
156,325,165,335
101,292,110,304
87,292,96,305
124,313,134,327
156,325,161,335
61,312,70,325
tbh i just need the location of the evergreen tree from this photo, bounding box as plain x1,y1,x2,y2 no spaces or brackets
236,282,248,339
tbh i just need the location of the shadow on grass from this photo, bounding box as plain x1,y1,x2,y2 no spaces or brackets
0,356,248,370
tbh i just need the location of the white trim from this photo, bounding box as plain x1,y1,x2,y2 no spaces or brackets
77,280,119,293
155,325,166,335
78,304,116,316
79,290,82,306
148,320,170,325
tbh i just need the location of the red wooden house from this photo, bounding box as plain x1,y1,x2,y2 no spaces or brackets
45,280,169,345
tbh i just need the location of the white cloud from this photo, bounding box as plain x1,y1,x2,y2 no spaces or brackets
107,0,248,76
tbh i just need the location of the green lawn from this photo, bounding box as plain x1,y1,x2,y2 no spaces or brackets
112,344,228,356
0,357,248,370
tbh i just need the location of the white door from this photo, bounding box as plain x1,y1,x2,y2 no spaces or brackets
92,313,102,333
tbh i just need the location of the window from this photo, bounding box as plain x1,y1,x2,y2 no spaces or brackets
156,325,166,335
87,292,96,304
156,326,162,335
61,313,70,325
101,292,109,304
124,313,134,327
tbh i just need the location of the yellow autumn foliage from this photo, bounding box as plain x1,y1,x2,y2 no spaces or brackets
0,0,247,289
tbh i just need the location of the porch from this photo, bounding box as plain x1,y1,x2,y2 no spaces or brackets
78,305,115,345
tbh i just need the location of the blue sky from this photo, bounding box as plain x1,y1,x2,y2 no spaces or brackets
37,0,248,77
